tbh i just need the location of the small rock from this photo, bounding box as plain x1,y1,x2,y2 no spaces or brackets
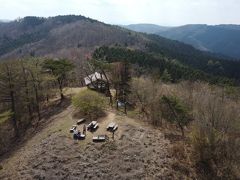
126,167,132,172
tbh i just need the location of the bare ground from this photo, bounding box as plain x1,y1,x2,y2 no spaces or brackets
0,89,195,180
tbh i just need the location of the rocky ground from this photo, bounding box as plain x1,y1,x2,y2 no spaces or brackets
0,91,195,179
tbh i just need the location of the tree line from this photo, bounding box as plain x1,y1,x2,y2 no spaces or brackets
0,58,74,139
93,46,236,86
90,49,240,178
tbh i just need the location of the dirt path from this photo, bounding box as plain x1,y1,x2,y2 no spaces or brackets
0,103,193,179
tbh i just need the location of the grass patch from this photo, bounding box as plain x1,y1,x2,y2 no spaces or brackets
101,141,117,151
0,111,12,125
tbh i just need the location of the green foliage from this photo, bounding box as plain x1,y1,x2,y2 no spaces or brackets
161,69,172,82
93,46,236,86
0,30,48,56
72,89,106,119
51,15,95,24
117,61,131,100
43,59,75,99
0,57,76,154
0,111,12,125
0,58,68,136
89,59,112,72
43,59,74,77
161,95,192,136
147,34,240,81
21,16,45,27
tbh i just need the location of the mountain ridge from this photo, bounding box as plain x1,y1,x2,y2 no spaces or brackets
122,24,171,34
1,15,240,82
124,23,240,59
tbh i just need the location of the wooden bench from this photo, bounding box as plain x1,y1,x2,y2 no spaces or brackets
78,134,86,140
77,118,86,125
107,122,115,130
69,125,77,133
107,122,118,132
113,125,118,132
93,123,99,130
92,135,107,142
73,132,86,140
87,121,98,131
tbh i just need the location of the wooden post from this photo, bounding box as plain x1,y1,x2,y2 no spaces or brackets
112,131,115,140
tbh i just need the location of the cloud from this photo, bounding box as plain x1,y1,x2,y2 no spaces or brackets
0,0,239,25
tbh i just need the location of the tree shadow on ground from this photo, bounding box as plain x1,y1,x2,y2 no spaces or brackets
0,97,71,162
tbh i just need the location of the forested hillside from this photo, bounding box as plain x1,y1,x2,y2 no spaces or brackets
146,34,240,82
157,24,240,59
0,16,147,60
93,46,234,85
0,15,240,180
1,15,240,84
124,23,240,59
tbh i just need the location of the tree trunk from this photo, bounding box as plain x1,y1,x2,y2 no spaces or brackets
179,123,185,137
109,95,113,107
124,92,127,114
29,70,41,123
116,100,119,110
21,63,33,124
6,65,18,137
60,91,64,100
35,88,41,121
101,70,113,107
10,90,18,137
58,78,64,101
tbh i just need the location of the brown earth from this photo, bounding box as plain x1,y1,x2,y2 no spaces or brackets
0,89,195,180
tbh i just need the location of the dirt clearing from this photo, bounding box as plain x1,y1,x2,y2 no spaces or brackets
0,99,195,179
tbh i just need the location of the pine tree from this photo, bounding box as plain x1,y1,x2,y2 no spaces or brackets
43,59,75,101
161,95,192,137
118,61,131,114
0,62,20,136
161,69,172,83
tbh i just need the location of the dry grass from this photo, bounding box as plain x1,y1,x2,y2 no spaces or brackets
0,104,196,180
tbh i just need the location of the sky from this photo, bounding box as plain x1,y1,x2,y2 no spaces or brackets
0,0,240,26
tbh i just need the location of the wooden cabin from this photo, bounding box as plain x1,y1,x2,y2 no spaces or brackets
84,72,107,92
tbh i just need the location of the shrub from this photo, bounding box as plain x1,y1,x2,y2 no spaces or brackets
72,89,106,120
161,95,193,137
191,93,240,179
0,111,12,125
130,77,163,126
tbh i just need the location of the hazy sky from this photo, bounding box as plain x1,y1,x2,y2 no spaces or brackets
0,0,240,26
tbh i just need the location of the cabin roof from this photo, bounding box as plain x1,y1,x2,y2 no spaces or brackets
84,72,106,85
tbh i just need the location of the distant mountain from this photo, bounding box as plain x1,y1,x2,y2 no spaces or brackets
124,23,240,59
0,19,11,23
122,24,171,34
0,16,149,60
0,15,240,82
156,24,240,59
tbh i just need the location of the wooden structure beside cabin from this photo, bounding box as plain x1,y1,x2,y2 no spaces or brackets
84,72,108,92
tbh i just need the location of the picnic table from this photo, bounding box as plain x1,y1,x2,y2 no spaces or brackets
73,130,86,140
107,122,118,132
87,121,99,131
69,125,77,133
92,135,108,142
